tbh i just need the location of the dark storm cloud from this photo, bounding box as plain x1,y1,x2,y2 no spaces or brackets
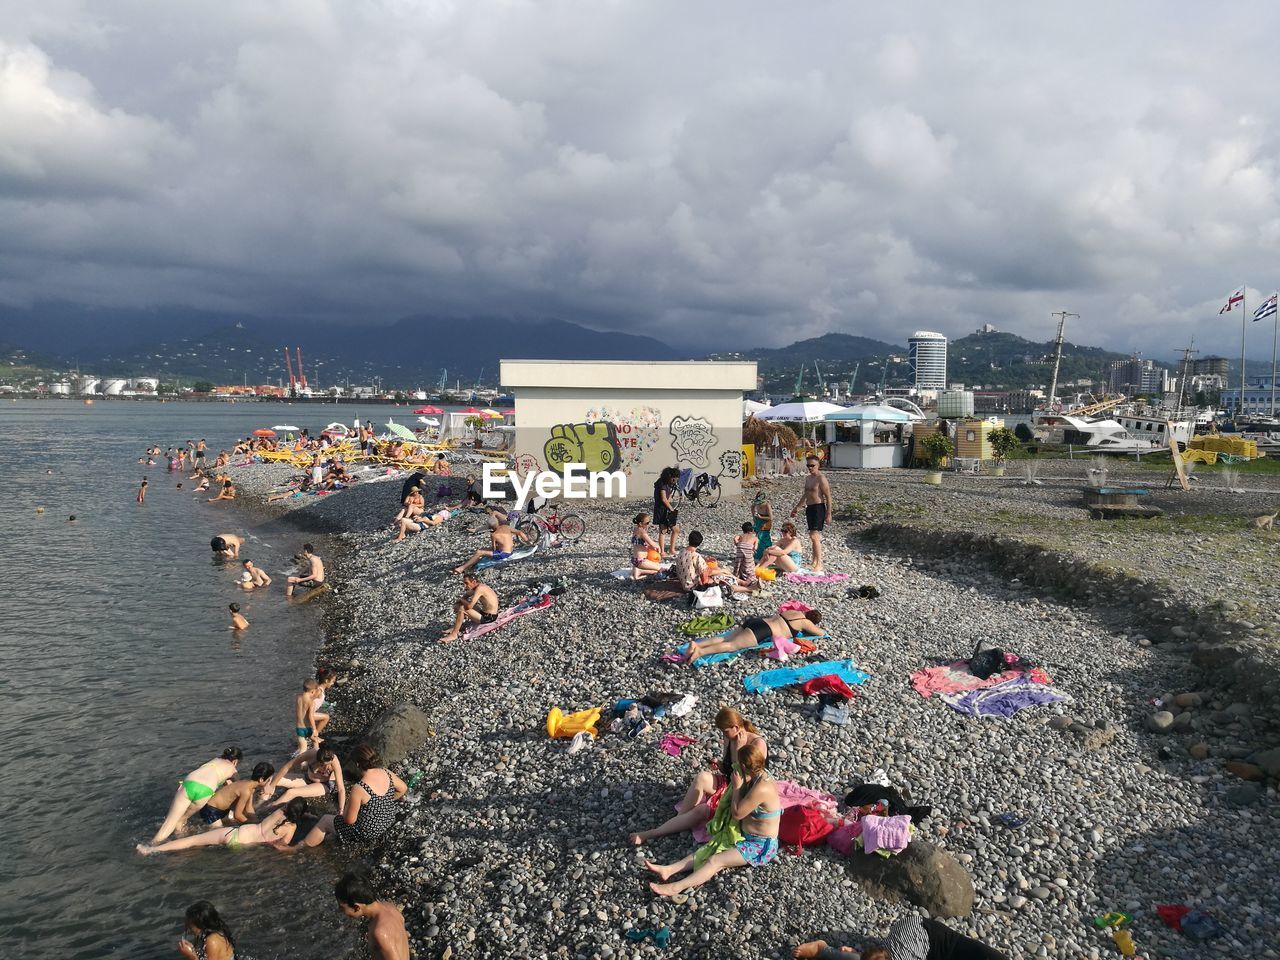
1,0,1279,354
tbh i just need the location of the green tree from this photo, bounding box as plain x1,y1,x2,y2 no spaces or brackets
193,381,215,394
988,426,1021,463
918,431,953,470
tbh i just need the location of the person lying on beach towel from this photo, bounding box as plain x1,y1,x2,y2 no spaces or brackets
440,573,499,642
394,504,462,542
791,915,1009,960
645,741,781,897
451,518,532,574
683,608,823,663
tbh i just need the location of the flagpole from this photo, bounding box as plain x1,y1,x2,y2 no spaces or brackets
1271,290,1278,418
1240,284,1248,420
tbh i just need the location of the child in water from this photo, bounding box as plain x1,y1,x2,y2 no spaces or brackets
228,603,249,631
137,478,148,504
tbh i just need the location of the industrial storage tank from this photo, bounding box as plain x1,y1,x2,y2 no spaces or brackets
936,390,974,419
49,382,72,395
132,377,159,392
75,377,100,395
102,378,129,395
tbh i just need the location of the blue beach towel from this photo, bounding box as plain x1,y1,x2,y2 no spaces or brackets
743,659,870,695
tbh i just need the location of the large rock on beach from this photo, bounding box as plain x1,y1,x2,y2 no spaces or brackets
1146,711,1175,733
839,840,975,918
361,703,434,767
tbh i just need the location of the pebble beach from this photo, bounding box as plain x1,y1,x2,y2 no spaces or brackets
230,459,1280,960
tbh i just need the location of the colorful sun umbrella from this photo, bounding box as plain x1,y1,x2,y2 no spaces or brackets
252,428,277,438
413,405,444,415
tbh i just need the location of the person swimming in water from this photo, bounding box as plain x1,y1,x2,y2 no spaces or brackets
229,603,248,631
137,478,148,504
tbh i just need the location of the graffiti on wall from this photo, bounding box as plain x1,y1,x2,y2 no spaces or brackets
543,421,621,473
718,448,743,478
668,415,717,468
584,405,663,475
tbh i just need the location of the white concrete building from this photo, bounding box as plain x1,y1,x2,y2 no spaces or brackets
500,360,757,499
908,331,948,389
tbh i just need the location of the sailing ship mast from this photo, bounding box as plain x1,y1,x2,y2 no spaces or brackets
1047,310,1077,409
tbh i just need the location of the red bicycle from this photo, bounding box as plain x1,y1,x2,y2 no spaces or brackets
516,500,586,542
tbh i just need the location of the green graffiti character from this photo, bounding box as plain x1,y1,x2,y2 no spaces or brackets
543,421,621,473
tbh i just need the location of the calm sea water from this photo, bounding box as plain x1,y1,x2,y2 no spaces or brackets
0,399,396,959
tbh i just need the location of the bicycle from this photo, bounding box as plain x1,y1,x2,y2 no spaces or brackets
515,500,586,543
677,470,722,508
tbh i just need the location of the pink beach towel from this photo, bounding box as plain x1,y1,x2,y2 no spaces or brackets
786,572,851,584
463,594,553,640
910,661,1052,698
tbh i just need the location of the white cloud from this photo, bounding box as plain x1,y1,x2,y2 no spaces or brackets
1,0,1279,357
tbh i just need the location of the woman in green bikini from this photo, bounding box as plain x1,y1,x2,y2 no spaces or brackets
137,799,309,856
149,747,243,844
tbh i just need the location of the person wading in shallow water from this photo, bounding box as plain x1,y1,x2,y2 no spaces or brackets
790,455,832,573
334,873,411,960
175,901,237,960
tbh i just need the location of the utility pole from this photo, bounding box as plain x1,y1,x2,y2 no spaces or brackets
1047,311,1078,409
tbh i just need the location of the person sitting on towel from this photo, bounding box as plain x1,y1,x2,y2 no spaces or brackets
644,740,781,896
450,518,531,574
683,608,822,663
791,915,1008,960
627,707,767,847
674,531,710,591
440,573,500,642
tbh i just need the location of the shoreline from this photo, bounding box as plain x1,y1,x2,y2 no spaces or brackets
225,458,1280,959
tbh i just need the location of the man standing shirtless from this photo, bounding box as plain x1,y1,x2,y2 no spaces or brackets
790,455,832,573
334,873,410,960
440,572,499,642
286,543,325,597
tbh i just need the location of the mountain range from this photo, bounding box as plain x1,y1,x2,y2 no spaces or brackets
0,303,1229,391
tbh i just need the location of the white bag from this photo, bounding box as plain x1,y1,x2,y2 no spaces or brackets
691,586,724,610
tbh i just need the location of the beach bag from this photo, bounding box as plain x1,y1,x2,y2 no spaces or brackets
691,587,724,610
778,806,834,852
826,818,862,857
968,639,1005,680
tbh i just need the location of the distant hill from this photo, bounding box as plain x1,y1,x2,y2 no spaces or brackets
947,330,1131,389
0,305,679,387
711,332,902,392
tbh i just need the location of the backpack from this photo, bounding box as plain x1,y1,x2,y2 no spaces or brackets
778,806,835,852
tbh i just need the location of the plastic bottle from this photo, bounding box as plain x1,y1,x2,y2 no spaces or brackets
1112,928,1135,957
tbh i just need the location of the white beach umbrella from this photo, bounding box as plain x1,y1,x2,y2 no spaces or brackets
754,400,845,422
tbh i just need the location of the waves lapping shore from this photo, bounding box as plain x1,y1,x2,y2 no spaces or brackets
229,461,1280,959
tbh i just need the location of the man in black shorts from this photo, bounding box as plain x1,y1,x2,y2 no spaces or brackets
440,572,499,642
790,455,832,573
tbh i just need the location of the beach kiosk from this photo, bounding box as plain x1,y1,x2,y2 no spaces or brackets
823,404,913,469
501,360,757,499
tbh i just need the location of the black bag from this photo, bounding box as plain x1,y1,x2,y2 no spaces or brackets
968,639,1005,680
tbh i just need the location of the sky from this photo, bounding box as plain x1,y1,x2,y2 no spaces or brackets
2,0,1280,356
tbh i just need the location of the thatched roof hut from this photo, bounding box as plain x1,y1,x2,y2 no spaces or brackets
742,416,798,451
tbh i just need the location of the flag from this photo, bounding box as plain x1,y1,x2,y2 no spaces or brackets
1254,294,1278,323
1220,287,1245,314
